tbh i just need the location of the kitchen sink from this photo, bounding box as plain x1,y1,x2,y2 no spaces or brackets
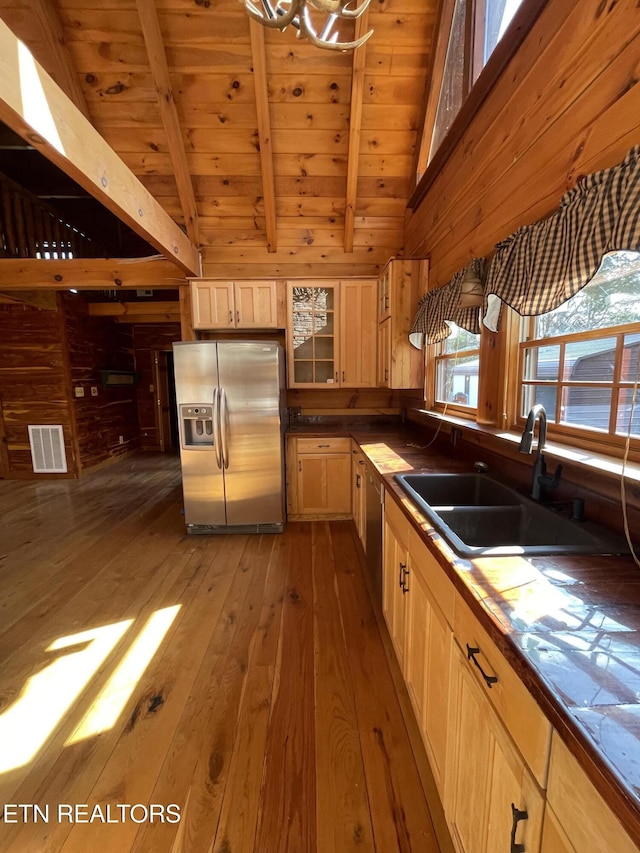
394,473,629,558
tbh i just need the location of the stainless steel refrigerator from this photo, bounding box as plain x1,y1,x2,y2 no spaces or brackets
173,340,285,533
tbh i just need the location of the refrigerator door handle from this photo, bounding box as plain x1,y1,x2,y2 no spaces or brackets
220,387,230,469
212,386,222,469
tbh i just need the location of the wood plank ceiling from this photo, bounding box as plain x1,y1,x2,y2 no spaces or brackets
0,0,436,279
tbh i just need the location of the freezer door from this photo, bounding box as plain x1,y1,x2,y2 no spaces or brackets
217,341,284,525
173,342,225,526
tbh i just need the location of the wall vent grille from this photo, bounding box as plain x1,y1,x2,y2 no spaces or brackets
28,425,67,473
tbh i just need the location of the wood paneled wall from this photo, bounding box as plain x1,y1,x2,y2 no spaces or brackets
405,0,640,287
0,300,76,478
133,323,181,451
62,294,140,470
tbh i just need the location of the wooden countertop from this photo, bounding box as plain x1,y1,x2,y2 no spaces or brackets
288,424,640,845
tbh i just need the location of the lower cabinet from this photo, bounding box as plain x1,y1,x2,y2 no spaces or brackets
445,640,544,853
286,436,352,519
382,491,639,853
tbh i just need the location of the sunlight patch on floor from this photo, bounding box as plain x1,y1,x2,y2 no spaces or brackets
67,604,181,744
0,619,133,773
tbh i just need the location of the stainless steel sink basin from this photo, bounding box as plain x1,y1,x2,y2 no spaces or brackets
394,473,629,558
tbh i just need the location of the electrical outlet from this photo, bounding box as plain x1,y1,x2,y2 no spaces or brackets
91,386,98,396
119,435,124,444
74,386,84,398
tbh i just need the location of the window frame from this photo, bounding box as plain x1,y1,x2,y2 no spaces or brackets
512,315,640,462
410,0,550,208
427,325,481,419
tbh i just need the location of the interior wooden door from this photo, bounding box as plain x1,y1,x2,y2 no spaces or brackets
154,351,173,452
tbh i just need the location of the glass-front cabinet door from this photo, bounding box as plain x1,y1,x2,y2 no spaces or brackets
288,282,339,387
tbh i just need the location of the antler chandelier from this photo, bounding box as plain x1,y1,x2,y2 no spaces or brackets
244,0,374,51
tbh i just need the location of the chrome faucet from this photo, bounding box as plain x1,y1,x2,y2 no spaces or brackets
519,404,562,501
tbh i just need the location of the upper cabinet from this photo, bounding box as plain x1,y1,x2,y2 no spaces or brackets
286,279,377,389
377,258,427,390
191,280,279,330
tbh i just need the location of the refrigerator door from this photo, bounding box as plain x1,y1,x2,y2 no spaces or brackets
217,341,284,526
173,341,226,526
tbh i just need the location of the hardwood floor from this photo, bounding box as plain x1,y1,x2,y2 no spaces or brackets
0,454,443,852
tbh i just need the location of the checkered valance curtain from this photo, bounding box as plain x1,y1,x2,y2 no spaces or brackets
483,145,640,331
410,258,485,348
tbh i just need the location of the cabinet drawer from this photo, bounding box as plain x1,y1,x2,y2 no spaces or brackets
384,493,410,547
295,437,351,454
454,596,551,787
408,526,455,628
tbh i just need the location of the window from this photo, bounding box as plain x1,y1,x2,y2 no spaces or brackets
518,251,640,451
435,322,481,410
428,0,525,163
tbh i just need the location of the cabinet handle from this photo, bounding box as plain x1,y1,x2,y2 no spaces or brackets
384,295,389,309
236,310,240,324
228,310,233,324
466,644,498,688
358,459,365,466
510,803,528,853
384,368,389,381
335,371,339,382
317,444,330,448
298,461,302,472
356,474,361,488
401,565,409,593
342,371,345,381
398,562,405,589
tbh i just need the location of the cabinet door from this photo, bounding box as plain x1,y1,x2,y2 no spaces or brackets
340,280,377,387
191,281,234,329
297,453,351,515
545,733,638,853
405,561,452,796
377,318,391,387
382,520,408,670
445,642,544,853
288,282,339,387
235,281,278,328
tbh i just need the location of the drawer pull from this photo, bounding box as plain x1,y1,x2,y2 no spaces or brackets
401,564,410,594
466,644,498,688
510,803,528,853
317,444,330,448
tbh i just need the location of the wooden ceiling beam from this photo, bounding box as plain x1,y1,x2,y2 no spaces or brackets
135,0,199,246
0,258,187,290
249,19,277,253
0,17,200,275
88,301,179,317
344,12,370,254
30,0,91,121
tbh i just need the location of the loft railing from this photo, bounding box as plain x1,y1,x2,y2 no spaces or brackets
0,171,104,259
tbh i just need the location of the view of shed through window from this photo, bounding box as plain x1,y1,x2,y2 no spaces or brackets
435,322,481,409
429,0,525,162
518,251,640,444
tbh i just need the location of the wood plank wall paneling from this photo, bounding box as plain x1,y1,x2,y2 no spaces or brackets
0,301,76,478
286,387,406,417
405,0,640,288
62,294,140,471
132,323,181,451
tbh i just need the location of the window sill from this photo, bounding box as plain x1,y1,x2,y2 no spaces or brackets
411,408,640,486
